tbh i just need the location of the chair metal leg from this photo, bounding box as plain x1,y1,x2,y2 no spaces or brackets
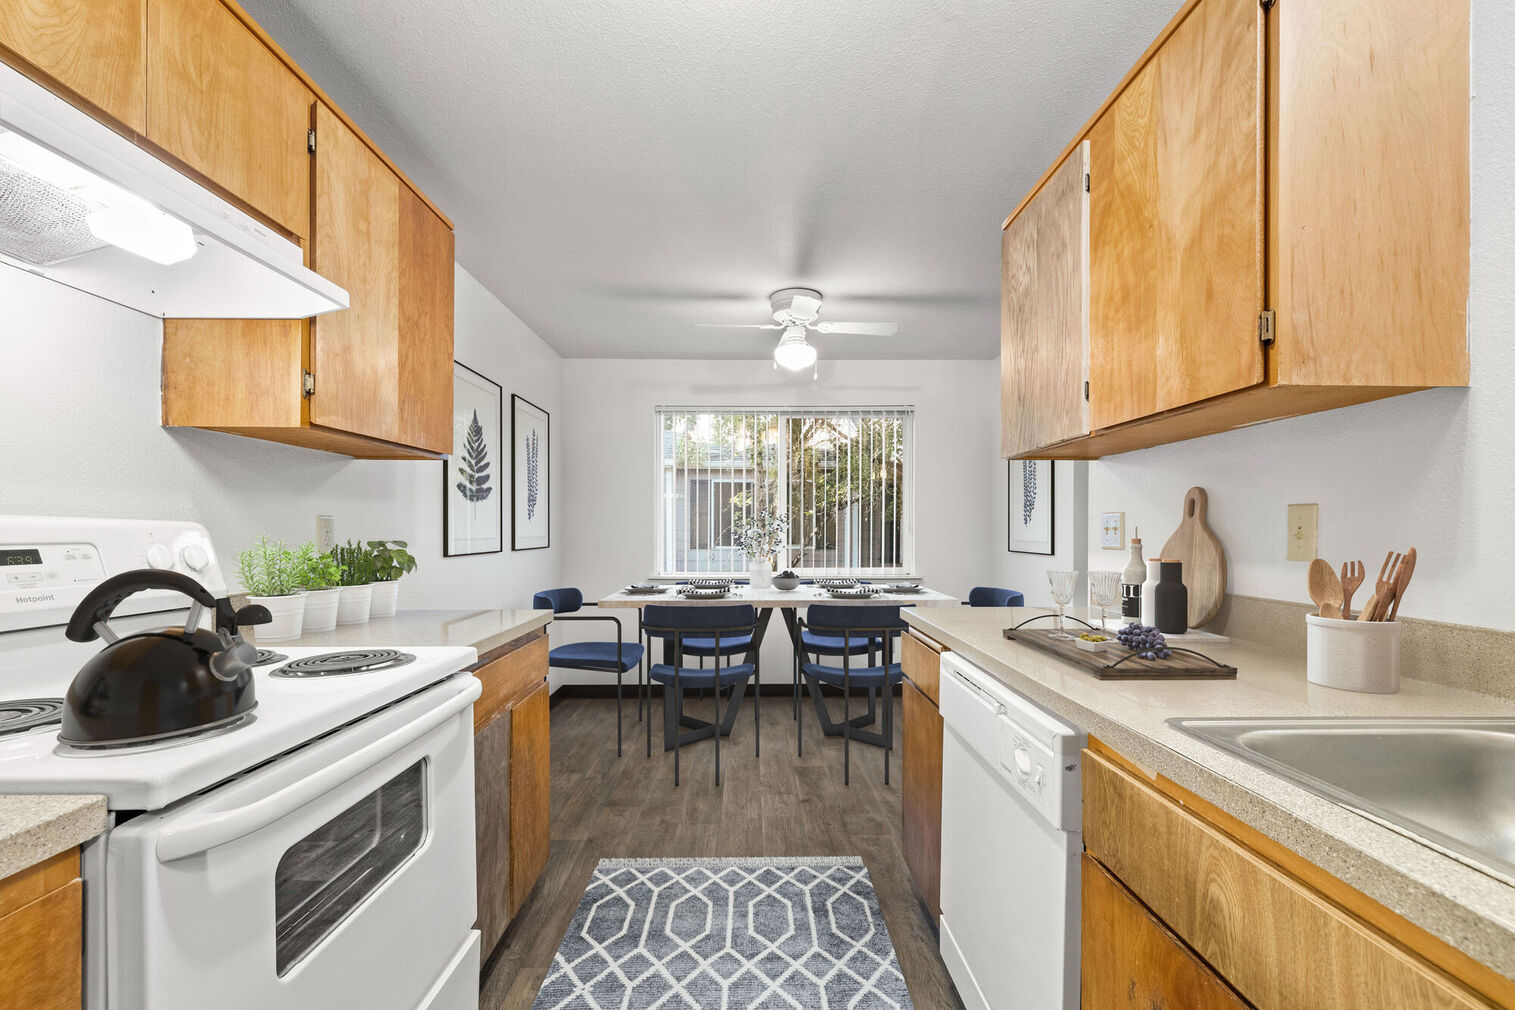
883,677,891,785
754,655,761,758
672,668,681,787
713,673,722,787
615,669,623,757
843,654,851,787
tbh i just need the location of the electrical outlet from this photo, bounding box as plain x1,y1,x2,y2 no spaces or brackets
1287,504,1318,561
1099,511,1126,550
316,514,336,553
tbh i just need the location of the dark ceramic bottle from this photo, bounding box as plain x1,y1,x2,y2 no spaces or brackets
1154,560,1188,635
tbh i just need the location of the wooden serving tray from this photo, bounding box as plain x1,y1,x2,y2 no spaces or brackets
1003,628,1237,680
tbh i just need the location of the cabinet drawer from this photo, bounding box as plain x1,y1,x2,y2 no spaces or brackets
1083,750,1492,1009
0,876,82,1010
473,632,547,732
900,630,945,706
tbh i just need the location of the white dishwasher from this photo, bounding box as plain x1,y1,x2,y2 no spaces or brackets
938,651,1085,1010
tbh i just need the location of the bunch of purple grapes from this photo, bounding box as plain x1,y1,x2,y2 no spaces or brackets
1117,623,1172,660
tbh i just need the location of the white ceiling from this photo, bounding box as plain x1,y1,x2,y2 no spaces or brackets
239,0,1181,360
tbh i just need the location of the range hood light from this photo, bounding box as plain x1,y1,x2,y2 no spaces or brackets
0,130,196,266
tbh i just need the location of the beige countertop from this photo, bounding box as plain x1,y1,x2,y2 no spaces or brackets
0,794,106,881
274,609,553,660
903,605,1515,980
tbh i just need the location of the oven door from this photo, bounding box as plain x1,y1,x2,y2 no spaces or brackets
99,675,481,1010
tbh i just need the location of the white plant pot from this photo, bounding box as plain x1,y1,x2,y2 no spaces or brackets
370,580,400,619
336,584,373,625
300,587,341,633
1306,614,1401,694
248,593,305,644
748,559,773,590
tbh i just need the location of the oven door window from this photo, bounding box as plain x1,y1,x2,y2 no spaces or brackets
274,760,427,975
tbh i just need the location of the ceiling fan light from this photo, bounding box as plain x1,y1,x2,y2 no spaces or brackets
773,333,817,371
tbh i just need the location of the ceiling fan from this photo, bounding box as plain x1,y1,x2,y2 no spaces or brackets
696,288,899,372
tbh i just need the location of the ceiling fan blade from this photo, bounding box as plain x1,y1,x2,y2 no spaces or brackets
694,323,783,329
812,321,899,336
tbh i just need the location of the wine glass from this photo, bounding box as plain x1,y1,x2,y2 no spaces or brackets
1046,570,1080,639
1089,571,1122,635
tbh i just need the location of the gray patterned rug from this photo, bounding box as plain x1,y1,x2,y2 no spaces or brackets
531,857,916,1009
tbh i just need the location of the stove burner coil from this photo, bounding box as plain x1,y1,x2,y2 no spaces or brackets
252,650,288,666
0,698,65,736
270,649,416,678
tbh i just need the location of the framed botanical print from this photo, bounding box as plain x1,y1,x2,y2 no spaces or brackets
443,362,503,557
1008,459,1055,555
511,394,550,550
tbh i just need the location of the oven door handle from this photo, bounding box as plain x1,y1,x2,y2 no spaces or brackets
155,677,482,863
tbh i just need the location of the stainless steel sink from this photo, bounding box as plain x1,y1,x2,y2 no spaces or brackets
1169,718,1515,884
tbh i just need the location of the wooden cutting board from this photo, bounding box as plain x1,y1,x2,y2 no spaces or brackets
1159,487,1227,629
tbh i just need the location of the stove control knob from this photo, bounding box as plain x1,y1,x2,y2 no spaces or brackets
145,544,174,570
180,544,209,571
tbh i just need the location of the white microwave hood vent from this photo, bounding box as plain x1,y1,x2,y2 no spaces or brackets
0,62,348,318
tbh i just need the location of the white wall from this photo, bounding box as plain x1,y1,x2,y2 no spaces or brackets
991,460,1089,606
1075,0,1515,631
0,264,563,611
556,357,1001,682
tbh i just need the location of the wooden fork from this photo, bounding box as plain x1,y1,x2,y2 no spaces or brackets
1364,551,1403,621
1339,560,1364,621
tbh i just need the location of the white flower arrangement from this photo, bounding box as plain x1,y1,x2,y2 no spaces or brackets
732,509,789,562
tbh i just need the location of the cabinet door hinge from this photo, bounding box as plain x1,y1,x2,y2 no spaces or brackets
1258,309,1276,345
1084,172,1091,193
1084,380,1091,402
307,128,317,154
302,370,315,397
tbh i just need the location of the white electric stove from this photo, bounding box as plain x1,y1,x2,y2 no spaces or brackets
0,516,483,1010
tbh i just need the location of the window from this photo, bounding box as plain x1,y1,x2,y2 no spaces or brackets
656,407,913,577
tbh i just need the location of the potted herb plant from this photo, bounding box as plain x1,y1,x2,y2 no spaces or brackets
236,535,305,642
295,541,343,633
331,540,377,625
366,540,416,618
732,509,789,590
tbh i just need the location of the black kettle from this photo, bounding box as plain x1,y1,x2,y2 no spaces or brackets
62,570,270,747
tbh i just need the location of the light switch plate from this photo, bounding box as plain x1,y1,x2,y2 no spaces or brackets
1287,504,1318,561
1099,511,1125,550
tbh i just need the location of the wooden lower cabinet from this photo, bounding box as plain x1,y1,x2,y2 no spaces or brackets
1082,745,1507,1009
0,849,82,1010
900,630,945,919
1081,854,1246,1010
473,705,512,960
508,678,551,918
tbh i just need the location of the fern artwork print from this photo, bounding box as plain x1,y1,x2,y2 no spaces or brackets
1008,458,1055,555
443,362,503,556
511,394,550,550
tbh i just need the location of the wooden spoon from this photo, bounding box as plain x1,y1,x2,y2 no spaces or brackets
1339,560,1364,621
1308,558,1343,619
1386,547,1417,621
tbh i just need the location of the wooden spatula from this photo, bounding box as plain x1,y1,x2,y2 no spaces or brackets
1308,558,1343,618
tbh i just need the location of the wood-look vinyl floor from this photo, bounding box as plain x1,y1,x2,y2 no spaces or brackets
479,692,965,1010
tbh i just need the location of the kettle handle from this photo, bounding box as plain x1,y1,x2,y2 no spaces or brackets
65,570,219,643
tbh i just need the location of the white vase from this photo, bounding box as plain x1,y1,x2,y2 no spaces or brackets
301,587,341,633
748,558,773,590
336,584,373,625
248,593,305,643
370,580,400,618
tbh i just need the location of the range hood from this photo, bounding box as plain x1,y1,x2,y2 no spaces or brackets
0,62,348,318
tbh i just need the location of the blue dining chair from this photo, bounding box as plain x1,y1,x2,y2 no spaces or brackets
966,586,1026,607
795,604,911,786
641,604,760,787
533,588,645,757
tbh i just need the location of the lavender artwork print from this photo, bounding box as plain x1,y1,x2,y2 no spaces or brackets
1009,459,1054,555
512,394,550,550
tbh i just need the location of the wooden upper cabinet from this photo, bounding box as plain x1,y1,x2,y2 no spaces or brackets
0,0,146,132
399,187,455,455
1086,0,1265,431
1001,142,1089,458
1273,0,1469,388
310,101,401,444
145,0,312,239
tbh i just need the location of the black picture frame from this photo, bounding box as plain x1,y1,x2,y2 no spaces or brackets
442,361,504,557
1008,459,1056,555
511,394,551,551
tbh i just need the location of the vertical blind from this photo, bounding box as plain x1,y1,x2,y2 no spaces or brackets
655,406,914,576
